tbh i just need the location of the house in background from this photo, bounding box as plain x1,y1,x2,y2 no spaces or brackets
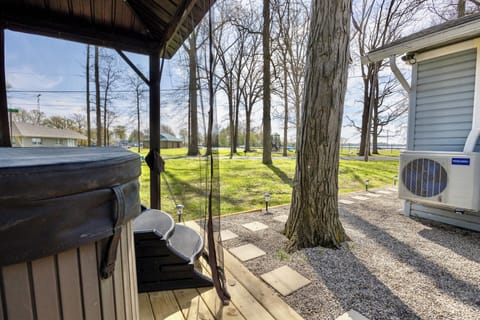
363,13,480,231
12,122,87,147
143,133,183,149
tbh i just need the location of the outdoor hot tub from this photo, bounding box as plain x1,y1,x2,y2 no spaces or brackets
0,147,141,319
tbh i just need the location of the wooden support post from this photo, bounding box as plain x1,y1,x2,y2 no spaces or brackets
149,53,161,209
0,29,11,147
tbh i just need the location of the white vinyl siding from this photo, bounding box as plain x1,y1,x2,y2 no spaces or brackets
413,49,477,151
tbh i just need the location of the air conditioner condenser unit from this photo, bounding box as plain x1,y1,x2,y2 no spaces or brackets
399,151,480,211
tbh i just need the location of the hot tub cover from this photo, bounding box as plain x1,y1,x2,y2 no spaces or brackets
0,147,141,267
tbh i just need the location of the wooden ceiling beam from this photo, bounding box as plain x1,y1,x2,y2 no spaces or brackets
161,0,198,50
0,7,162,55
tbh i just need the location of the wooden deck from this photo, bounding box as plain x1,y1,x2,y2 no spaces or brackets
138,222,303,320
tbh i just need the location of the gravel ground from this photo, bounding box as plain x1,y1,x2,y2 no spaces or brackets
219,188,480,320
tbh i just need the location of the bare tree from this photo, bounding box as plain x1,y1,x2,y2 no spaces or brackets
271,0,309,155
30,109,45,126
427,0,480,20
351,0,424,156
12,108,44,125
285,0,351,251
185,32,200,155
99,49,122,146
240,34,263,152
127,72,146,152
105,110,118,145
70,113,86,133
214,4,249,157
225,1,264,153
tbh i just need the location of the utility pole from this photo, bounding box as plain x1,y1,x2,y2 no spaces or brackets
36,94,41,112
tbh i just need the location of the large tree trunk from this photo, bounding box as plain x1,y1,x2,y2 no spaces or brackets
245,108,252,152
233,101,239,154
136,90,141,153
295,91,300,148
458,0,466,17
103,88,108,146
94,46,102,147
187,33,199,156
372,102,379,154
285,0,350,251
86,45,91,146
358,65,373,157
283,65,288,157
262,0,272,164
228,84,234,158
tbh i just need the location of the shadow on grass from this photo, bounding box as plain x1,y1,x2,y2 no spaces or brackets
266,164,293,186
343,209,480,309
162,171,241,213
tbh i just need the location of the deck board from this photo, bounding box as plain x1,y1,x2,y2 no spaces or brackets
138,294,154,320
149,291,184,320
174,288,215,320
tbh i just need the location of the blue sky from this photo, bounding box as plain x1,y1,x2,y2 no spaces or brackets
4,29,408,144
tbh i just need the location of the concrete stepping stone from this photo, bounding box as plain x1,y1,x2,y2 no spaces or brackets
363,193,381,198
351,196,369,201
260,266,311,296
336,309,369,320
339,199,355,205
242,221,269,232
377,190,392,195
387,187,398,191
273,214,288,223
218,229,238,241
229,244,266,261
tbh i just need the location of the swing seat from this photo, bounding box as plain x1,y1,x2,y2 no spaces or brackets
133,209,213,292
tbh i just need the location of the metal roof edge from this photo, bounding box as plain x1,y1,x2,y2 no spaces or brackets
361,15,480,64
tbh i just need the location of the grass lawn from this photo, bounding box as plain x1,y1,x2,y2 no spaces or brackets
135,148,399,220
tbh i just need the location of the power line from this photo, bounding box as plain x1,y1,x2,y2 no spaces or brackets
7,88,190,93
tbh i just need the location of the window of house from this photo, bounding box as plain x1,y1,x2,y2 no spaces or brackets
32,137,42,145
56,138,62,145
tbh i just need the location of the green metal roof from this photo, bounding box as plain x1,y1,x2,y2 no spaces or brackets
144,133,183,143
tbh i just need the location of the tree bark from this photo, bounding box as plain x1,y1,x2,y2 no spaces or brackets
233,100,239,154
262,0,272,164
136,90,141,153
94,46,102,147
283,64,288,157
285,0,350,251
187,33,199,156
458,0,466,17
245,108,252,151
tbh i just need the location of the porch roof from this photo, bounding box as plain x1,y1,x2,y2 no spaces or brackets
362,12,480,64
0,0,213,57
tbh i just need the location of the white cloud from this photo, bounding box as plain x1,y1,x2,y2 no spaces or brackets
7,65,63,90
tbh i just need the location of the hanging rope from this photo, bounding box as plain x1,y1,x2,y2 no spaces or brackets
205,0,231,305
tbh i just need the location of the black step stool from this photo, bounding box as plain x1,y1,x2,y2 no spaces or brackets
133,209,213,292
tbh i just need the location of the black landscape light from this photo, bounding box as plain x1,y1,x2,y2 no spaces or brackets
393,175,398,186
364,180,369,192
264,192,271,214
176,204,184,222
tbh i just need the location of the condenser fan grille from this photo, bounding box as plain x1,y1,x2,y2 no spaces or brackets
402,158,447,197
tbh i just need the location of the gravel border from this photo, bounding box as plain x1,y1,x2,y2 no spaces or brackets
219,188,480,320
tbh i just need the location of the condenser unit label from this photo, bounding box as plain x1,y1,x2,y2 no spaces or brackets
451,158,470,165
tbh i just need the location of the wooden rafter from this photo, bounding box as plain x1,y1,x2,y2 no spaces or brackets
0,6,161,54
